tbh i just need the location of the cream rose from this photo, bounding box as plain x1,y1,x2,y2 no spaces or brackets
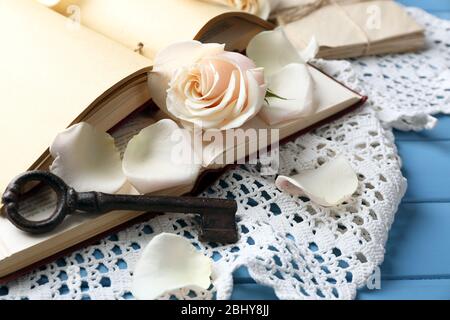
148,41,267,130
202,0,272,19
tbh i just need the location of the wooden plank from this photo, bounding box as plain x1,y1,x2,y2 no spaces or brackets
396,0,450,11
382,202,450,278
230,279,450,300
434,12,450,19
357,279,450,300
396,141,450,202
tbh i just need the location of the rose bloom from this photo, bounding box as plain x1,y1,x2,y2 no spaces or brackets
204,0,271,19
148,41,267,130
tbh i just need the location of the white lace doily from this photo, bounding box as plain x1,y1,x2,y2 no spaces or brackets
2,8,449,300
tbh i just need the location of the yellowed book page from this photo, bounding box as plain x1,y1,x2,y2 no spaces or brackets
0,111,154,263
0,0,151,195
282,0,423,51
283,3,367,50
54,0,232,60
341,0,424,43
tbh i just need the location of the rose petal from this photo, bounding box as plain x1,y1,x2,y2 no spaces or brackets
166,68,238,128
122,119,201,194
148,41,224,115
275,156,358,207
260,63,315,125
247,27,303,77
221,69,267,130
50,122,126,193
205,0,271,19
37,0,60,6
132,233,212,300
258,0,272,20
153,41,225,75
300,36,319,62
217,51,257,72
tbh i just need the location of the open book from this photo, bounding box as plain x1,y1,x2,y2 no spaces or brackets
276,0,425,59
0,0,365,281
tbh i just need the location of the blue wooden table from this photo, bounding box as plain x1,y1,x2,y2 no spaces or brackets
231,0,450,300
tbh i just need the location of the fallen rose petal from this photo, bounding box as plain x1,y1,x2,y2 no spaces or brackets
247,27,304,78
300,36,319,62
132,233,212,300
122,119,201,194
275,156,358,207
50,122,126,193
247,27,317,125
260,63,315,125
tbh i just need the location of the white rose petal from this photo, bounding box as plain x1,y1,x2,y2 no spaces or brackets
132,233,212,300
221,68,266,129
257,0,272,19
204,0,271,19
247,27,304,78
122,119,201,194
148,41,225,117
300,36,319,62
37,0,60,7
272,0,313,11
247,27,317,125
261,63,315,125
275,156,358,207
50,122,126,193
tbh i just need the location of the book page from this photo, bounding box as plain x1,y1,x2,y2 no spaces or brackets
0,0,151,195
0,108,155,261
0,0,364,276
341,0,424,42
195,12,274,52
282,0,424,51
283,3,368,49
53,0,233,60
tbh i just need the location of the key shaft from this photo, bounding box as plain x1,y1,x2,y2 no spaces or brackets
2,171,239,243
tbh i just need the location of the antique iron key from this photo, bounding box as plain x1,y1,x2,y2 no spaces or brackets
2,171,238,243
